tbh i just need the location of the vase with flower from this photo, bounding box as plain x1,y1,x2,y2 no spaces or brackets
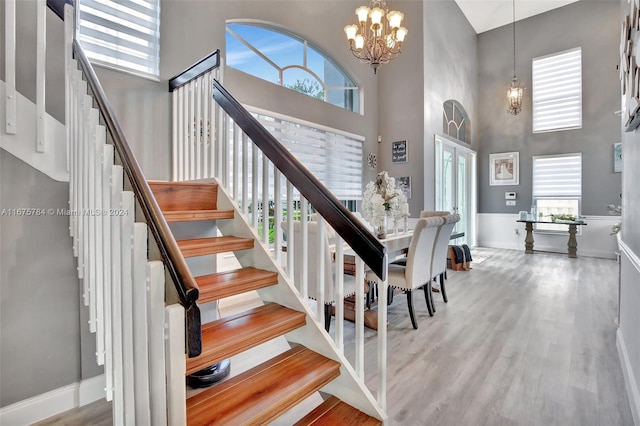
362,171,409,239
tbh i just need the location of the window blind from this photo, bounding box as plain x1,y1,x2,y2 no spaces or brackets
532,47,582,133
251,109,364,200
77,0,160,78
532,153,582,198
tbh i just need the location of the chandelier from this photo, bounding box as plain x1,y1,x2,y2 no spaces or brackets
507,0,524,115
344,0,408,74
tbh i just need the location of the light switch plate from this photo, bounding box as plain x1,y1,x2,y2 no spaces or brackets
506,200,516,206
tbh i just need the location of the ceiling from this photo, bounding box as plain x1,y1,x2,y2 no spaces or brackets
454,0,580,34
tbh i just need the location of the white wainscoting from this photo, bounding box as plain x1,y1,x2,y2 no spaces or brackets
0,374,105,425
477,213,620,259
618,237,640,426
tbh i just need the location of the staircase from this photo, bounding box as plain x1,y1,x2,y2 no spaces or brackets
150,180,381,425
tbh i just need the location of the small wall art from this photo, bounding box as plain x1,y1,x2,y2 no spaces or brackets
396,176,411,199
489,152,519,186
391,140,408,163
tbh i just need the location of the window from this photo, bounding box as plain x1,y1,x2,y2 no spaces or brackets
532,153,582,232
77,0,160,78
250,108,363,201
442,100,470,143
532,47,582,133
226,22,359,113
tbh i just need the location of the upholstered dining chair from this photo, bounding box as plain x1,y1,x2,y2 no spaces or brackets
367,216,444,329
420,210,451,218
286,220,357,332
430,213,461,307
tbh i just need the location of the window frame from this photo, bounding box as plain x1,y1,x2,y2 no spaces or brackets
532,153,583,234
225,21,360,113
532,47,582,133
76,0,161,80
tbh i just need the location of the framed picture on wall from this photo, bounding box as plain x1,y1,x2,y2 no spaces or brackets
489,152,519,186
391,140,408,163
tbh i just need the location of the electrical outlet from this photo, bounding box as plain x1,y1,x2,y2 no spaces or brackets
506,200,516,206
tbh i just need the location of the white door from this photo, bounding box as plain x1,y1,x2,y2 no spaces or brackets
434,135,476,246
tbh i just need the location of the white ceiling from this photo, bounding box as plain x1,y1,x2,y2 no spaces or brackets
454,0,580,34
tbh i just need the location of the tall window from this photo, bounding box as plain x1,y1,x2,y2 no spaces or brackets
226,22,359,113
77,0,161,79
250,108,364,201
532,153,582,232
532,47,582,133
442,100,470,143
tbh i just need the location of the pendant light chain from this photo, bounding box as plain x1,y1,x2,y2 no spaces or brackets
512,0,516,78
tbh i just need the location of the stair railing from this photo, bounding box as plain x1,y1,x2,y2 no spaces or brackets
61,3,188,423
170,57,390,410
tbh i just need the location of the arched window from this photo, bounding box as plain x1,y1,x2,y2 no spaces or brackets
442,100,470,143
226,22,359,112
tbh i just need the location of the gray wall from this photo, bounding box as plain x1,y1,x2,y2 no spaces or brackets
477,0,621,215
94,0,383,184
378,0,478,215
0,151,100,407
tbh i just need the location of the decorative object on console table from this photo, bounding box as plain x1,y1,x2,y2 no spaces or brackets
391,140,408,163
620,0,640,132
362,171,408,239
489,152,519,186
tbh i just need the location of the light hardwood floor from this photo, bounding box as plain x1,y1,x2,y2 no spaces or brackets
34,248,633,425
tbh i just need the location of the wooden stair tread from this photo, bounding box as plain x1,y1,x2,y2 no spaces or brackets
186,346,340,426
196,267,278,303
293,396,382,426
148,180,218,211
186,303,306,375
177,236,254,257
163,209,234,222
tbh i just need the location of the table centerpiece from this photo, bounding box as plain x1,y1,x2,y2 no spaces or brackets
362,171,409,239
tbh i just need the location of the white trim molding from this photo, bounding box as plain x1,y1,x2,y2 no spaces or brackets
617,236,640,425
0,374,105,425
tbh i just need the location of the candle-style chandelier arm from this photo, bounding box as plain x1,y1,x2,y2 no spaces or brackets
344,0,408,73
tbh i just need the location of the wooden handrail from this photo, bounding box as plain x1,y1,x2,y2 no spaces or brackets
47,0,70,20
168,50,220,92
73,40,203,356
212,80,387,281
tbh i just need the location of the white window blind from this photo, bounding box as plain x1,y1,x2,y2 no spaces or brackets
251,109,364,200
532,153,582,198
532,47,582,133
77,0,160,78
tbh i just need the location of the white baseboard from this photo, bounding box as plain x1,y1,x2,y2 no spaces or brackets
618,329,640,425
477,213,619,259
0,374,105,425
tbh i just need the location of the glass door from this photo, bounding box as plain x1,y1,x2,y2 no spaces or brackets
434,135,476,246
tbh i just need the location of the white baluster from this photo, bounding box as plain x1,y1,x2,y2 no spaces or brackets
202,74,210,179
274,170,282,263
286,183,294,278
147,261,167,426
209,92,216,179
132,224,151,425
110,165,124,424
335,236,345,351
242,133,249,215
171,89,178,181
252,145,259,229
300,198,308,299
87,107,99,332
188,81,196,180
195,76,202,179
355,257,365,379
233,123,240,201
165,305,186,426
177,88,185,181
120,192,136,426
102,144,114,402
377,260,389,411
317,216,326,327
262,156,269,245
64,4,74,171
216,103,224,179
5,0,16,135
94,124,106,364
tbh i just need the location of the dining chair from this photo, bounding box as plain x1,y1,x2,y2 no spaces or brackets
420,210,451,218
430,213,460,306
286,220,357,332
367,216,444,329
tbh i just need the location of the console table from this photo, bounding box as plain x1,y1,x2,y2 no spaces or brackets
516,219,587,258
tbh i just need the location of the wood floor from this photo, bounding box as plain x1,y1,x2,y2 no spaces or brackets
34,248,633,426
